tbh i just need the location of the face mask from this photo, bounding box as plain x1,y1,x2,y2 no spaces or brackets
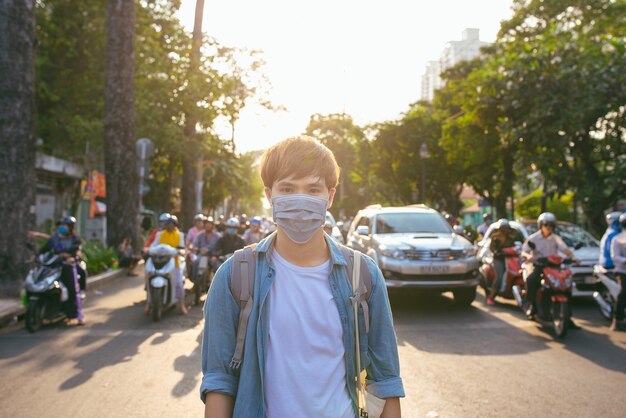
58,225,68,235
226,228,237,235
271,194,328,244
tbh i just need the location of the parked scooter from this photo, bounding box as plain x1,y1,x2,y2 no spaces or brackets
145,243,185,322
23,252,68,332
593,265,624,321
479,243,524,301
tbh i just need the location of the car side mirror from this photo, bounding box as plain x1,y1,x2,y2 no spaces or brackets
574,242,583,250
356,225,370,236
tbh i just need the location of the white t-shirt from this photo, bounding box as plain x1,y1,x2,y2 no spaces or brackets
264,250,354,418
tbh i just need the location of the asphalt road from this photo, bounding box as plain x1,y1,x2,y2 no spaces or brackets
1,273,625,418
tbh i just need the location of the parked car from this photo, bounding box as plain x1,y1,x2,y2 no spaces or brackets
477,220,600,297
326,211,345,244
346,205,480,306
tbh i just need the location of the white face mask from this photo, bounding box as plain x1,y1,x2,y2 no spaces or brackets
271,194,328,244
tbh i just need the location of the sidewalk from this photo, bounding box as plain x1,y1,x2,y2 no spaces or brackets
0,267,131,328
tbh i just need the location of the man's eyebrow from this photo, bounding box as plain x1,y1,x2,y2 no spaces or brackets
275,180,325,187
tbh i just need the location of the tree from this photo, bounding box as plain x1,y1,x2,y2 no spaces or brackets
0,0,37,295
104,0,139,249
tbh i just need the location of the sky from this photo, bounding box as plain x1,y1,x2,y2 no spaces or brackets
177,0,515,153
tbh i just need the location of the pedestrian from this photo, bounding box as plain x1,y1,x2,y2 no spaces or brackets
118,237,140,276
200,135,404,417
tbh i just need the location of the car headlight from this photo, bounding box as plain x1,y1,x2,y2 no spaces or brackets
464,247,477,257
379,245,406,260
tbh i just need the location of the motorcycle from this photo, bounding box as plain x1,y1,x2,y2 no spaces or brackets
192,248,215,306
145,244,185,322
592,265,624,321
479,243,524,301
512,248,575,339
23,252,68,333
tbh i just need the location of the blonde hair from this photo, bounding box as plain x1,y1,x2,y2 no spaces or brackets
260,135,340,189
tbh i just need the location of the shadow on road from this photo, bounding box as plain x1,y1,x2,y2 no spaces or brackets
171,332,203,398
390,291,551,356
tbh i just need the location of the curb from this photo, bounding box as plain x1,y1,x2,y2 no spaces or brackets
0,265,134,329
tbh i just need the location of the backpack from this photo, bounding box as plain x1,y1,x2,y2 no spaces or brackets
228,244,373,370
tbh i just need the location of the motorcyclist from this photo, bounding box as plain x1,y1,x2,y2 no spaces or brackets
242,216,264,245
486,218,521,305
190,216,222,282
609,213,626,331
477,213,493,238
186,213,206,249
149,215,188,315
521,212,580,327
599,211,623,270
39,216,84,325
214,217,245,265
143,212,171,256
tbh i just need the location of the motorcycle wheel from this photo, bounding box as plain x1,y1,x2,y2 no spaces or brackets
25,299,44,333
151,287,163,322
552,300,570,339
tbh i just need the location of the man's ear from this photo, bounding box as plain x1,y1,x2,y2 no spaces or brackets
264,187,272,206
327,187,336,209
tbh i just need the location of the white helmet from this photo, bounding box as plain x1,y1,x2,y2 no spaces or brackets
224,217,240,228
194,213,206,222
606,211,622,226
537,212,557,228
159,213,172,223
496,218,510,229
620,213,626,229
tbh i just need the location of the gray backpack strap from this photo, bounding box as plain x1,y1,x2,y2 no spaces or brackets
229,246,256,370
340,246,372,333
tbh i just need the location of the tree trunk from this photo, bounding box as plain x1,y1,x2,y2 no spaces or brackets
180,0,205,230
0,0,36,296
104,0,138,250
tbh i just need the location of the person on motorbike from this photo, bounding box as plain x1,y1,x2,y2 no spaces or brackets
39,216,85,325
609,213,626,331
190,216,222,282
149,216,188,315
143,213,171,256
600,211,623,270
477,213,493,238
186,213,206,249
521,212,580,327
214,217,245,266
486,218,521,305
243,216,263,245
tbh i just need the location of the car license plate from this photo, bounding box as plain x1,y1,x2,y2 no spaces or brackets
420,265,450,274
584,276,596,285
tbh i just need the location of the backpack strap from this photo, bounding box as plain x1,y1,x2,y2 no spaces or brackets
339,246,372,333
229,245,256,370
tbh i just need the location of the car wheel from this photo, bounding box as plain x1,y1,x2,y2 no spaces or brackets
453,287,476,307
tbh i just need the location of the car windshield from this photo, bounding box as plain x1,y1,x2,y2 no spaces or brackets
375,212,451,234
525,223,599,248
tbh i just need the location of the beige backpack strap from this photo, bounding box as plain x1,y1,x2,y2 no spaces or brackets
229,245,256,370
340,246,371,333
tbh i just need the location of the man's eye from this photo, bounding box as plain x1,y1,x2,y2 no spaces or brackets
280,188,292,193
309,189,321,194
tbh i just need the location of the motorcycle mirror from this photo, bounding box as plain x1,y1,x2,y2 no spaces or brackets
527,241,536,250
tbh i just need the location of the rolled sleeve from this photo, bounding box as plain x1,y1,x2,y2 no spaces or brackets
363,257,405,398
200,259,241,402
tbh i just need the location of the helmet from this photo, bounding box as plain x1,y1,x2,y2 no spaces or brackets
606,211,622,226
496,218,510,229
204,216,214,224
224,217,240,228
194,213,206,222
250,216,262,226
159,213,172,223
537,212,557,228
620,213,626,228
170,215,179,226
57,216,76,227
483,213,492,221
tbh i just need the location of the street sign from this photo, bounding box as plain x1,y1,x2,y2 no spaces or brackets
137,160,151,178
136,137,154,160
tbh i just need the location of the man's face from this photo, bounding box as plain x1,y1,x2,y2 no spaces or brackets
265,175,336,207
205,222,214,232
540,223,554,236
195,220,204,229
165,222,175,233
250,223,260,232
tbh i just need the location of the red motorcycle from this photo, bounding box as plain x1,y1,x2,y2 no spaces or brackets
512,252,575,339
479,245,524,301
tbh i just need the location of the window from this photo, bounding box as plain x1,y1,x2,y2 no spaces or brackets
375,212,451,234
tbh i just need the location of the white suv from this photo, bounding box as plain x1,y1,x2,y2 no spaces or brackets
346,205,480,306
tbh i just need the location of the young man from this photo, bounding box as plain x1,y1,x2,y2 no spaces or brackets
201,136,404,417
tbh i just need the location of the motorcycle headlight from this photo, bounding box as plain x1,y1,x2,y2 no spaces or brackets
379,245,406,260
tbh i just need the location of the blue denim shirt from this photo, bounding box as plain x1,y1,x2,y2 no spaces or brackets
200,232,405,417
